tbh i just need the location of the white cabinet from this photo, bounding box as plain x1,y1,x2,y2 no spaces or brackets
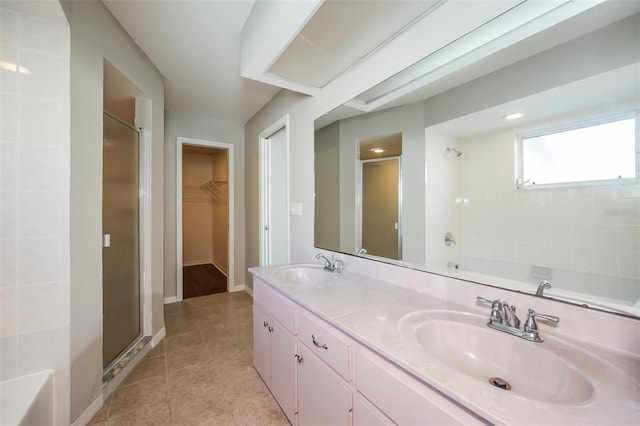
354,395,393,426
356,349,488,426
253,280,297,424
296,343,352,426
252,275,486,426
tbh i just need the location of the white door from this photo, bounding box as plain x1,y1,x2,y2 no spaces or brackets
260,128,289,265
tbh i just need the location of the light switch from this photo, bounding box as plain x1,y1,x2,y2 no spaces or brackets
103,234,111,248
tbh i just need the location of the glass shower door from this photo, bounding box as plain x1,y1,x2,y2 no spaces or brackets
102,112,141,369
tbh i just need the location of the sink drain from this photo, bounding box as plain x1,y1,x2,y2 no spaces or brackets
489,377,512,390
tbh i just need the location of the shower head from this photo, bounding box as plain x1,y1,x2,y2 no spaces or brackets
445,147,462,157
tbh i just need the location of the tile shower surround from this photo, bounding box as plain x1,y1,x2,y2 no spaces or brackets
0,6,71,425
89,291,288,425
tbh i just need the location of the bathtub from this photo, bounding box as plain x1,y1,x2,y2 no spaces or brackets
1,370,54,426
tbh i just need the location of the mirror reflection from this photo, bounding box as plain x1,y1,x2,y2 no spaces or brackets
314,5,640,317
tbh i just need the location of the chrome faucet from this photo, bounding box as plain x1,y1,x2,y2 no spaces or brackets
477,296,559,342
535,280,551,296
355,248,367,256
502,302,520,329
315,253,343,273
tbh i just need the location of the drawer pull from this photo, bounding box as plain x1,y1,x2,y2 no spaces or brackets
312,334,328,350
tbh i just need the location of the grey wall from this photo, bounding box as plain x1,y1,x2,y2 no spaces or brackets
335,102,426,263
60,0,165,421
164,109,245,298
314,121,340,250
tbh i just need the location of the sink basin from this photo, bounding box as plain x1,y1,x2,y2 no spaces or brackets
272,264,336,285
400,310,595,404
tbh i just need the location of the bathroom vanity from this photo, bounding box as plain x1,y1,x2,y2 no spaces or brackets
250,262,640,426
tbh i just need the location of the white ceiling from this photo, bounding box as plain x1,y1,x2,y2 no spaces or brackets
101,0,280,123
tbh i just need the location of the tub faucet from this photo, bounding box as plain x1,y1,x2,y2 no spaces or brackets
536,280,551,296
315,253,343,273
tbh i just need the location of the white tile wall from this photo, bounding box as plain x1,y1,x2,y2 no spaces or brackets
456,128,640,304
0,6,70,424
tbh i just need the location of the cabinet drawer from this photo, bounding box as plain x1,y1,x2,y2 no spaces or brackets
298,310,351,381
356,349,488,426
253,277,296,334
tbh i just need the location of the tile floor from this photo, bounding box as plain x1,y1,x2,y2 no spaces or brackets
89,291,289,425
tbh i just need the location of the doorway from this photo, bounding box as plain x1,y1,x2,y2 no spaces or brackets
358,133,402,260
176,137,235,301
259,117,290,266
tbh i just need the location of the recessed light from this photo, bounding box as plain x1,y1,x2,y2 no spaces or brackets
371,148,385,153
504,113,524,120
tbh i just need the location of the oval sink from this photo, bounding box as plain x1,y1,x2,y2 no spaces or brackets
400,311,595,404
272,264,335,285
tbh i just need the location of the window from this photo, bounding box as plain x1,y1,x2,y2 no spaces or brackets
518,115,639,187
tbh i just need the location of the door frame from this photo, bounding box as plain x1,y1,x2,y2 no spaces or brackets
357,156,403,260
258,115,290,266
176,137,236,301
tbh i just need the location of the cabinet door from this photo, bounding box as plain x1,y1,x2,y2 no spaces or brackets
297,344,351,426
354,395,393,426
253,304,270,384
270,319,297,424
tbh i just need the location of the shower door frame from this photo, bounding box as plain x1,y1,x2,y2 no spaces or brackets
102,111,143,370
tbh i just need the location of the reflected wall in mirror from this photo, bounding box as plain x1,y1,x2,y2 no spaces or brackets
314,4,640,317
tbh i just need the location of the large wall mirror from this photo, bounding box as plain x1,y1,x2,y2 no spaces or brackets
314,1,640,318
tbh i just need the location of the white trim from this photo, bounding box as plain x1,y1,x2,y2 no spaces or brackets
229,284,246,293
151,327,166,347
136,98,153,338
176,137,235,302
164,296,177,305
258,115,290,266
182,260,212,267
71,393,103,426
244,287,254,298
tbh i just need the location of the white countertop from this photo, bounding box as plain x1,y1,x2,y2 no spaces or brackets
250,264,640,426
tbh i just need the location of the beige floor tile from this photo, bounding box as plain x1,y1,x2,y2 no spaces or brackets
165,316,201,337
165,329,203,353
119,355,167,387
109,375,169,418
106,401,171,426
144,340,166,359
169,393,230,425
166,343,210,373
101,292,286,425
231,392,290,426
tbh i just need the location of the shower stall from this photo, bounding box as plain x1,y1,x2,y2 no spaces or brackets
102,112,141,369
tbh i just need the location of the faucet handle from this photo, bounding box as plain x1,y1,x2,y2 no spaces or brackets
333,258,343,273
524,309,559,332
477,297,504,324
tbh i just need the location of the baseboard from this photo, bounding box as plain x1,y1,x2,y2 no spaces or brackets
164,296,177,304
152,327,166,347
183,260,210,267
229,284,246,293
71,393,103,426
211,260,228,277
244,286,253,297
